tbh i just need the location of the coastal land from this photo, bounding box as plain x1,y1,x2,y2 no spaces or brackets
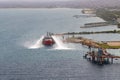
96,8,120,25
80,8,120,28
65,36,120,49
62,8,120,49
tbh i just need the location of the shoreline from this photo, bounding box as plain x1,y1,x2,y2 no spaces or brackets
65,36,120,49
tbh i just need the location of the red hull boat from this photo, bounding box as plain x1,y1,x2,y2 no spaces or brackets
42,33,55,46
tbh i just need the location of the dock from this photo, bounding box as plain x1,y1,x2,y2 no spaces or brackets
54,33,120,64
65,36,120,64
84,51,120,64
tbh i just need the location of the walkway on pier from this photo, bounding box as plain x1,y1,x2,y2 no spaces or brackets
65,37,100,48
65,36,120,49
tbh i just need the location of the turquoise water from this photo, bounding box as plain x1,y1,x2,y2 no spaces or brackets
0,8,120,80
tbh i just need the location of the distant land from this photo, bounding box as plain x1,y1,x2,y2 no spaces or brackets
0,0,120,8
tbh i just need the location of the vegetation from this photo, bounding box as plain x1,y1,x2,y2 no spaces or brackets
97,43,120,49
96,8,120,25
67,36,120,49
64,30,120,35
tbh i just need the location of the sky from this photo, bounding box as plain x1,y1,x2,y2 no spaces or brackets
0,0,120,8
0,0,74,1
0,0,89,2
0,0,120,2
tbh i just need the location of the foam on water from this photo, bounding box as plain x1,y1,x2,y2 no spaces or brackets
26,36,44,49
52,35,72,50
24,35,75,50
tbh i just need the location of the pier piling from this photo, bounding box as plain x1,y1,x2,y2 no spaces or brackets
84,51,120,65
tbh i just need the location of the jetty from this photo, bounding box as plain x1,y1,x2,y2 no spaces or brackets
65,36,120,64
80,22,109,28
54,33,120,64
62,30,120,35
55,31,120,49
73,14,96,18
66,37,100,48
65,36,120,49
84,50,120,64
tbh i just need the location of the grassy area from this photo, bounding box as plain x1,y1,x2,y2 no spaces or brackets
66,36,120,49
97,43,120,49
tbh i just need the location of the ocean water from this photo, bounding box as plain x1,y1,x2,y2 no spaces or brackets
0,8,120,80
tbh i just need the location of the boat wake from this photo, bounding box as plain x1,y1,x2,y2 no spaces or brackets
52,35,72,50
25,36,44,49
24,35,74,50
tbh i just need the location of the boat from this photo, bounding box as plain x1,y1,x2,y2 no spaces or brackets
42,32,55,46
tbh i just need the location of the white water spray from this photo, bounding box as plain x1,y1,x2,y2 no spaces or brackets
24,35,74,50
52,35,70,50
28,36,44,49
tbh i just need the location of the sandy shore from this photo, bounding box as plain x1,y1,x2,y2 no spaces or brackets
107,41,120,46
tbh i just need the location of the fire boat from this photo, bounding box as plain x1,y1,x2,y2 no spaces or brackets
42,32,55,46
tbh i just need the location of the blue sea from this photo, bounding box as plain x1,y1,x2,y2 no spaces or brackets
0,8,120,80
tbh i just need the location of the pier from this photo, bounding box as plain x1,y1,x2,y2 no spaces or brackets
80,22,109,28
64,36,120,49
54,32,120,49
54,33,120,64
65,37,100,48
84,51,120,64
65,36,120,64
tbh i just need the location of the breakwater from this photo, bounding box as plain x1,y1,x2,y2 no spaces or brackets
80,22,109,28
62,30,120,35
